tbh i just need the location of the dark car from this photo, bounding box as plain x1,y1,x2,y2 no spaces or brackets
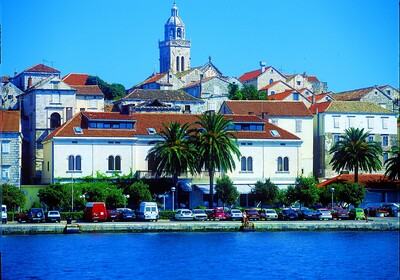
27,208,45,223
298,209,318,220
278,209,298,220
245,209,260,221
379,204,399,217
331,209,349,220
118,208,136,221
107,209,120,222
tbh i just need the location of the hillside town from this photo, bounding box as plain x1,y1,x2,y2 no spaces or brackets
1,3,399,209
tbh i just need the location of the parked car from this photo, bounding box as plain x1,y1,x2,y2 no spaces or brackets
118,208,136,221
226,209,243,221
27,208,46,223
278,209,298,220
331,209,349,220
316,208,332,220
245,209,261,221
260,209,278,220
175,209,193,221
46,210,61,223
138,202,159,222
107,209,120,222
209,207,226,221
83,202,107,222
15,212,27,223
349,208,366,220
192,209,208,221
380,203,399,217
297,209,318,220
2,205,7,224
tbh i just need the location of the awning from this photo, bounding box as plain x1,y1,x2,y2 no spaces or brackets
192,184,253,194
178,181,192,192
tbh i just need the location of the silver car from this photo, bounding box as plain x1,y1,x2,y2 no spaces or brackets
175,209,193,221
316,209,332,220
226,209,243,221
260,209,278,220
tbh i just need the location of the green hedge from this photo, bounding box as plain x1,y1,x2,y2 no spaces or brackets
159,210,175,220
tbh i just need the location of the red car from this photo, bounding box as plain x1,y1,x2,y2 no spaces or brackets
331,208,349,220
209,207,226,221
245,209,260,221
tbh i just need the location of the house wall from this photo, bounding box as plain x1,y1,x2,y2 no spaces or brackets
257,69,287,91
361,91,395,112
0,133,22,187
75,95,104,113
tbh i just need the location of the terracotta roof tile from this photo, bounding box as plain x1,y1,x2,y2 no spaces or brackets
122,89,203,102
222,100,313,117
23,64,60,74
308,101,332,114
72,85,104,96
318,174,399,188
62,73,90,85
268,90,294,100
0,111,20,132
307,76,319,83
333,86,376,101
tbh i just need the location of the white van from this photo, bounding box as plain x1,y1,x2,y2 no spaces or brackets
138,202,159,222
2,205,7,224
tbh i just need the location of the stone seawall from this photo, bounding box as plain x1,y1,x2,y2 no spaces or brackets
2,218,399,235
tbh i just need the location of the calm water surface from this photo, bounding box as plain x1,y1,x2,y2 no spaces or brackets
2,231,399,280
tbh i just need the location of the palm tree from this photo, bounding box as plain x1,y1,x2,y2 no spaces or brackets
192,112,241,208
384,146,399,180
146,121,198,208
329,127,383,183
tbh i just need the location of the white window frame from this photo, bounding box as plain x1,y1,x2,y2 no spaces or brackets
1,141,10,154
333,116,340,128
2,166,10,179
367,117,374,129
348,116,355,128
295,120,302,132
382,118,388,129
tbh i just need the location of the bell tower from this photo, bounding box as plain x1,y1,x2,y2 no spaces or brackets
159,2,191,74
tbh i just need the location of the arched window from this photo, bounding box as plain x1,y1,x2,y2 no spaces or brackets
68,155,75,171
283,157,289,171
177,28,182,38
50,112,61,129
170,28,174,38
115,156,121,171
176,56,180,72
108,156,115,171
269,78,274,84
247,157,253,171
75,155,82,171
270,91,275,95
277,157,283,171
241,157,246,171
181,56,185,72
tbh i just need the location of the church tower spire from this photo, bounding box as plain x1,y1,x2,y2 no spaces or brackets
159,2,191,74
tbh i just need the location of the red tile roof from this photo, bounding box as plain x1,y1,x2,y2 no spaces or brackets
238,69,262,82
307,76,319,83
308,101,332,114
222,100,313,117
0,111,20,132
141,73,167,85
259,80,293,91
62,73,90,85
23,64,60,74
182,77,214,88
268,90,294,101
72,85,104,96
45,112,300,141
307,92,333,103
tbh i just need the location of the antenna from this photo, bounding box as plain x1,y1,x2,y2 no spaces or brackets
42,59,54,68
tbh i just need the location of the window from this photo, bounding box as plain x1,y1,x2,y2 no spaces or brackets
176,56,180,73
367,117,374,129
382,118,388,129
333,116,340,128
108,155,121,171
293,93,299,101
382,135,388,147
68,155,81,171
333,134,340,144
269,79,273,84
1,141,10,154
66,107,73,121
270,91,275,95
1,166,10,179
283,157,289,171
348,116,355,128
368,135,374,142
277,157,283,172
270,130,280,137
383,152,389,164
240,156,253,172
295,120,302,132
74,127,83,134
50,112,61,129
181,56,184,72
296,81,301,86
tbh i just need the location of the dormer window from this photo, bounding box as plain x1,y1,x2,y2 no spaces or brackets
147,128,156,135
270,130,280,137
74,127,83,134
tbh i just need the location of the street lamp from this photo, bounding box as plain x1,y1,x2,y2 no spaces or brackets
171,187,176,211
330,187,335,208
158,193,169,210
123,194,130,208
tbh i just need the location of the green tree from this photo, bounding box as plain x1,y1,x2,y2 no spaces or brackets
146,121,198,208
228,83,243,100
384,146,399,180
289,176,319,207
105,187,125,209
38,183,69,210
252,179,279,207
2,184,25,211
86,76,126,100
193,112,241,208
215,175,239,207
241,84,265,100
126,181,152,209
336,182,365,207
329,127,383,183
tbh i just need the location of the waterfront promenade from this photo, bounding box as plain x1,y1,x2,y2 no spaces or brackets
2,217,399,235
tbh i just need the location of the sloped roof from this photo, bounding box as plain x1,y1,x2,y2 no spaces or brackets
122,89,203,102
45,112,300,141
333,86,377,101
238,69,263,82
309,101,394,114
268,90,295,101
318,174,399,188
222,100,313,117
307,92,333,103
140,73,167,86
0,111,20,132
307,76,319,83
259,80,293,91
23,64,60,74
182,77,214,89
62,73,90,85
72,85,104,96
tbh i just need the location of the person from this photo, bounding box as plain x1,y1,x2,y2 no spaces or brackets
364,208,369,223
242,211,249,226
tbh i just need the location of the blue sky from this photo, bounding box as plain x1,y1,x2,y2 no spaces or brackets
1,0,399,92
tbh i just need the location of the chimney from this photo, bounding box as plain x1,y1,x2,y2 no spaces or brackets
262,112,268,121
28,77,33,88
260,61,266,73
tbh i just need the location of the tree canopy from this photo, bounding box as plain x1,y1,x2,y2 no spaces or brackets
86,75,126,100
252,179,279,207
286,176,319,207
215,175,239,207
384,146,399,180
2,184,25,210
228,83,267,100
